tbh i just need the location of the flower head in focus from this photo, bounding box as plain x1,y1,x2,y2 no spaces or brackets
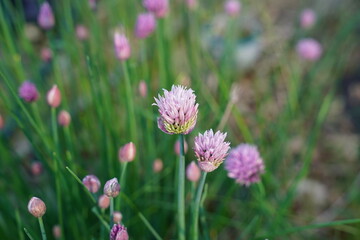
110,224,129,240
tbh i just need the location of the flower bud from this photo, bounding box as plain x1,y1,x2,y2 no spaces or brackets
104,178,120,197
174,139,188,155
110,224,129,240
19,81,39,103
113,211,123,223
47,85,61,108
186,161,201,182
52,225,61,239
114,32,131,61
118,142,136,162
82,175,101,193
143,0,169,18
0,114,4,130
76,25,89,41
135,13,156,39
31,162,43,176
41,47,52,62
296,38,322,61
224,0,241,17
98,194,110,209
300,9,316,29
28,197,46,218
38,2,55,30
58,110,71,127
153,159,163,173
138,80,148,98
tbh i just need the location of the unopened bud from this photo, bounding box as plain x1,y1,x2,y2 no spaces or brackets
82,175,101,193
31,162,43,176
174,139,188,155
104,178,120,197
98,194,110,209
153,159,163,173
28,197,46,218
47,85,61,108
58,110,71,126
118,142,136,162
113,211,123,223
186,161,201,182
52,225,61,239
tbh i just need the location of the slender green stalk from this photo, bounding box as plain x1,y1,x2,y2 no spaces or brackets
91,207,110,230
155,19,167,88
191,172,207,240
110,197,114,226
120,162,128,188
65,167,97,204
23,228,35,240
38,217,47,240
177,134,186,240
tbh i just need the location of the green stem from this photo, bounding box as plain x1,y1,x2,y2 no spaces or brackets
38,217,47,240
191,171,207,240
110,197,114,227
156,19,167,88
177,134,186,240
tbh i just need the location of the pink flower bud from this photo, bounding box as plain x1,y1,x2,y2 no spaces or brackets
31,162,43,176
224,0,241,17
174,139,188,155
113,211,123,223
19,81,39,103
138,80,148,98
135,13,156,39
52,225,61,239
58,110,71,127
47,85,61,108
98,194,110,209
28,197,46,218
104,178,120,197
41,47,52,62
300,9,316,29
38,2,55,30
153,159,163,173
114,32,131,61
0,114,4,130
76,25,89,41
118,142,136,162
186,161,201,182
143,0,169,18
82,175,101,193
296,38,322,61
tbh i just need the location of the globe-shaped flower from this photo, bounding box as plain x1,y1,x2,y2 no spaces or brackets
110,224,129,240
194,129,230,172
153,85,198,135
143,0,169,18
135,13,156,39
296,38,322,61
225,144,264,186
19,81,39,103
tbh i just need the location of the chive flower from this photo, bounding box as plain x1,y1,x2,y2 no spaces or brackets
82,175,101,193
104,178,120,198
38,2,55,30
135,13,156,39
110,224,129,240
296,38,322,61
142,0,169,18
19,81,39,103
114,32,131,61
28,197,46,218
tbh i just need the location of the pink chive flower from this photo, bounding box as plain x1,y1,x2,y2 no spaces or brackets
110,224,129,240
194,129,230,172
76,25,89,41
41,47,52,62
38,2,55,30
300,9,316,29
114,32,131,61
82,175,101,193
28,197,46,218
113,211,123,223
58,110,71,126
31,162,43,176
153,85,199,135
153,158,163,173
52,225,61,239
98,194,110,209
225,144,264,186
104,178,120,198
139,80,148,98
135,13,156,39
186,161,201,182
142,0,169,18
118,142,136,162
19,81,39,103
186,0,198,10
0,114,4,130
224,0,241,17
296,38,322,61
47,85,61,108
174,139,188,155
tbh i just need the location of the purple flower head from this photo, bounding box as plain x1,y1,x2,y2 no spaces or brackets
135,13,156,39
153,85,198,135
38,2,55,30
114,32,131,61
19,81,39,103
104,178,120,198
224,0,241,17
110,224,129,240
142,0,169,18
194,129,230,172
300,9,316,29
225,144,264,186
296,38,322,61
82,175,101,193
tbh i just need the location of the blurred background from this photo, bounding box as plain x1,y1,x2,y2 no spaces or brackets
0,0,360,239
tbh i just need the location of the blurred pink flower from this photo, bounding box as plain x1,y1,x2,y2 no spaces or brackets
114,32,131,61
82,175,101,193
41,47,52,62
88,0,97,10
38,2,55,30
113,211,123,223
174,139,188,155
225,144,264,186
52,225,61,239
135,13,156,39
186,161,201,182
19,81,39,103
118,142,136,162
300,9,316,29
296,38,322,61
138,80,148,98
186,0,198,10
47,85,61,108
31,162,43,176
194,129,230,172
143,0,169,18
98,195,110,209
58,110,71,127
76,25,89,41
224,0,241,17
153,159,163,173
